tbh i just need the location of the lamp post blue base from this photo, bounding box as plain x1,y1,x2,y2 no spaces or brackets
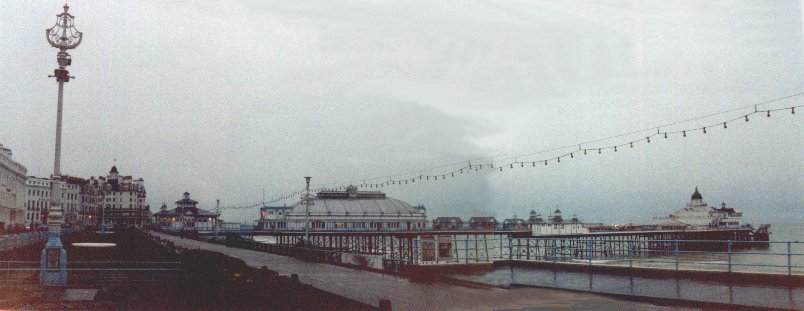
40,234,68,286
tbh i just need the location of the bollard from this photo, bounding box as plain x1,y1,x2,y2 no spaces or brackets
379,298,392,311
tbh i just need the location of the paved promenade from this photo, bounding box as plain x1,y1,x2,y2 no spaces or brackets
152,232,691,310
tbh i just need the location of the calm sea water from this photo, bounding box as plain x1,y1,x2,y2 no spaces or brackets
456,224,803,309
711,222,802,274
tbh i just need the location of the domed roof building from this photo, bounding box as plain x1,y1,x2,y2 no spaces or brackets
258,185,427,231
653,187,743,229
691,187,703,201
154,192,220,231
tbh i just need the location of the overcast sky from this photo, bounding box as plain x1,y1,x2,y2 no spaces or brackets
1,1,801,224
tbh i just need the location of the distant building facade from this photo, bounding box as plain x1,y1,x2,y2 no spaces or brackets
432,217,463,230
467,217,497,230
0,144,27,229
257,185,427,231
94,166,149,228
531,209,590,235
60,176,84,227
257,205,292,230
79,177,101,226
25,176,50,227
502,217,527,230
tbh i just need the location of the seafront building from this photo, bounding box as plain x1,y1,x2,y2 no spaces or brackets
25,175,84,228
60,175,84,227
0,144,27,228
653,187,743,229
153,192,219,231
258,185,427,231
24,177,50,227
78,176,101,226
530,209,591,235
24,165,149,229
93,166,149,228
502,217,528,230
432,217,463,230
467,217,497,230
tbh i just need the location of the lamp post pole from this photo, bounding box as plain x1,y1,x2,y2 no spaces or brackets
304,177,312,244
41,3,83,287
214,199,220,240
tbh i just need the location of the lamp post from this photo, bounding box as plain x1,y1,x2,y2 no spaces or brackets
303,177,313,244
213,199,220,240
40,3,82,287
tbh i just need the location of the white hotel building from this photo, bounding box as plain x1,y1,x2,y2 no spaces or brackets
25,176,85,228
94,166,149,228
0,144,27,228
25,176,51,226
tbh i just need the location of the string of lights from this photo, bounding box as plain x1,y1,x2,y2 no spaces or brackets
218,188,305,210
222,93,801,210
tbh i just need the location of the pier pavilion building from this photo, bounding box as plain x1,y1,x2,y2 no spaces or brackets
468,217,497,230
258,185,427,231
653,187,743,229
531,209,592,235
502,217,528,230
432,217,463,230
154,192,220,231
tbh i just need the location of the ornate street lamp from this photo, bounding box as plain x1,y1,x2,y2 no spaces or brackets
41,3,82,287
302,177,314,244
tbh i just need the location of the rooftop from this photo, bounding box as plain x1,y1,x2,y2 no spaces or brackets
287,186,424,217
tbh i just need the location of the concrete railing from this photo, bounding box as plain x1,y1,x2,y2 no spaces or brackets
0,228,81,252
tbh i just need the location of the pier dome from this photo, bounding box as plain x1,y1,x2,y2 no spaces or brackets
289,187,423,217
691,187,702,201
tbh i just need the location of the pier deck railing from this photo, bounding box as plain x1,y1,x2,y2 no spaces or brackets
433,237,802,276
146,230,803,276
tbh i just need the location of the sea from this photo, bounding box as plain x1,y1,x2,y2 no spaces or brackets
701,222,802,274
455,223,803,309
628,222,803,274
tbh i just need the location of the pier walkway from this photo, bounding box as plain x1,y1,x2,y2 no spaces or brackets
151,232,690,310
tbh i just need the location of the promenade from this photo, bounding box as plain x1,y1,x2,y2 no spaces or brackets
151,232,689,310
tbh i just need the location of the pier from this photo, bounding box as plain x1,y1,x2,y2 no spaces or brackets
148,231,675,310
247,228,779,270
154,229,803,310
